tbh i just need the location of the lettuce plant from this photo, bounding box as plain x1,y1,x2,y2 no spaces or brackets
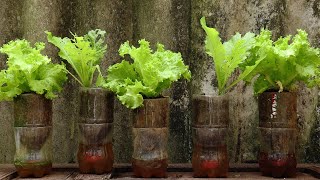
103,39,191,109
0,39,67,100
240,29,320,94
46,29,107,87
200,17,258,95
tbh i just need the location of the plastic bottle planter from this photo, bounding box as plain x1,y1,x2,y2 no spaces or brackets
13,93,52,178
132,97,169,178
258,92,297,178
78,88,114,174
192,95,229,178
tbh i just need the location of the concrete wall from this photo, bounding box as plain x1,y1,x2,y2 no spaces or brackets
0,0,319,163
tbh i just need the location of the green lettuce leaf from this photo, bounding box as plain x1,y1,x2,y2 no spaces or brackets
104,39,191,109
200,17,255,95
240,29,320,94
46,29,107,87
0,39,67,100
0,70,23,101
29,63,68,99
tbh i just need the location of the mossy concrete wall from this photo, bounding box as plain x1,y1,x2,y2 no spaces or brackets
0,0,319,163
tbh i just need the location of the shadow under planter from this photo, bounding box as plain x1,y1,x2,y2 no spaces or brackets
77,88,114,174
132,97,169,178
13,93,53,178
192,95,229,178
258,91,297,178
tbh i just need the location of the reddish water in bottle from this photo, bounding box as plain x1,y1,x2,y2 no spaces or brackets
132,158,167,178
259,152,297,178
16,163,52,178
78,143,114,174
192,144,228,178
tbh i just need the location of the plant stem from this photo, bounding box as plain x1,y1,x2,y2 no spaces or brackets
66,69,84,87
276,81,283,92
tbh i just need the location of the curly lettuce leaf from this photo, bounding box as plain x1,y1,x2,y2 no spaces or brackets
46,29,107,87
0,39,67,100
0,70,23,101
1,41,50,73
240,29,320,94
200,17,255,95
29,63,68,99
104,39,191,109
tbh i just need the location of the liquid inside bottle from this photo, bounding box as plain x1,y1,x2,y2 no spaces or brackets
259,152,296,178
132,158,167,178
15,148,51,178
192,144,228,178
78,143,114,174
16,163,52,178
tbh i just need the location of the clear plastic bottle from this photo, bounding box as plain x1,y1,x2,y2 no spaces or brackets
13,94,52,178
258,92,297,178
78,88,114,174
192,95,229,178
132,98,169,178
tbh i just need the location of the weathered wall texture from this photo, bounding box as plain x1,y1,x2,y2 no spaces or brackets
0,0,319,164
